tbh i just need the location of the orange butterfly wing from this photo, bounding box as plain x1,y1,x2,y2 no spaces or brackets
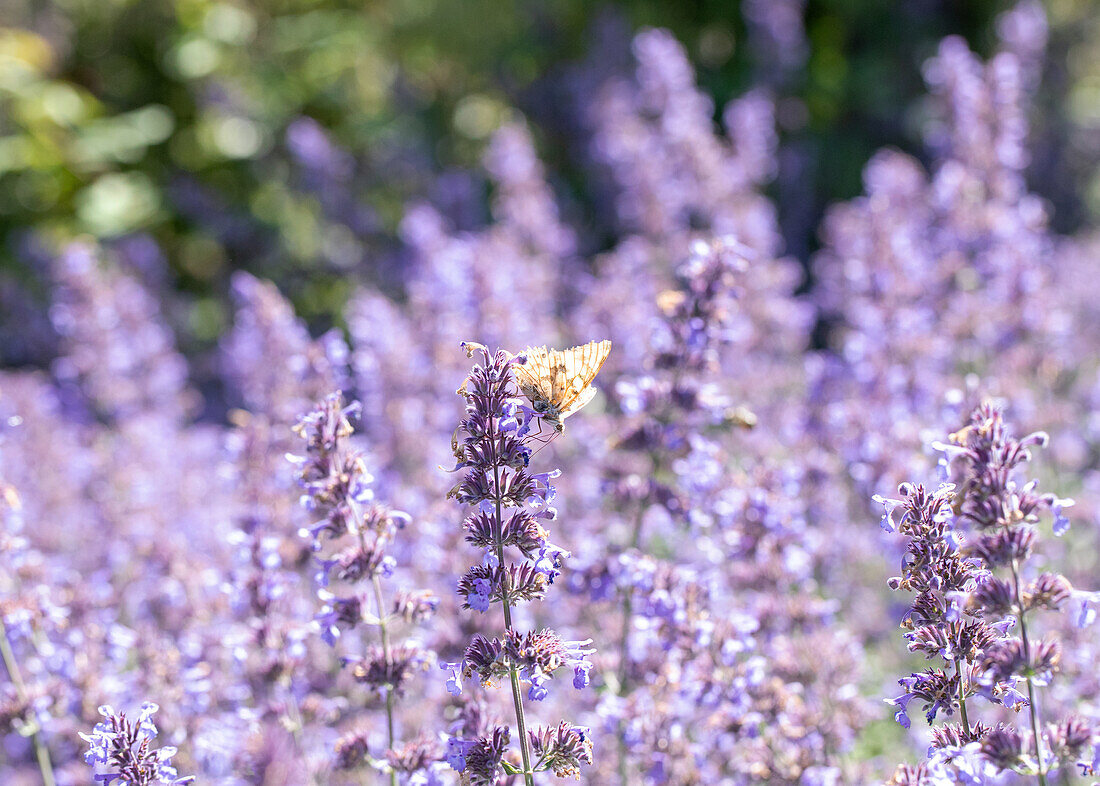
513,340,611,424
552,339,612,418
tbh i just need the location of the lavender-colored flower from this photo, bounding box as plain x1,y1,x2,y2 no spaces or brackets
528,721,594,778
223,272,349,423
5,8,1100,786
446,342,594,783
291,392,440,782
48,242,195,423
80,702,194,785
883,402,1100,780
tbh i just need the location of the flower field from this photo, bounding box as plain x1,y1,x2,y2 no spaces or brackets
2,2,1100,783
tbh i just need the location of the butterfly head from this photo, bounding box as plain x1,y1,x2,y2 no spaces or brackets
531,399,566,434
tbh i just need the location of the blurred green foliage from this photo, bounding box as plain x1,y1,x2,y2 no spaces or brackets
1,0,1096,346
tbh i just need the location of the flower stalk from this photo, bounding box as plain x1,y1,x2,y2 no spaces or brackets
0,618,56,786
443,342,594,784
882,402,1099,781
1010,558,1046,785
292,393,441,783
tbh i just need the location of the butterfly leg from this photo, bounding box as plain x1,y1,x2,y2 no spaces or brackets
528,431,559,458
527,416,557,448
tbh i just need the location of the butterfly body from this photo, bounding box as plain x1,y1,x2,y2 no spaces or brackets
512,340,611,433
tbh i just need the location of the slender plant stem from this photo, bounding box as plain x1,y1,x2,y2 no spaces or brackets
615,507,646,785
615,589,634,695
490,417,536,786
372,574,398,786
283,690,323,786
616,509,647,693
1011,558,1046,786
0,618,56,786
954,658,970,729
615,583,633,786
348,494,400,786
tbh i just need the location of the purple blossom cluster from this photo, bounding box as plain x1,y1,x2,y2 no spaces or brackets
881,403,1100,783
81,702,193,786
3,3,1100,785
442,343,592,784
290,392,444,784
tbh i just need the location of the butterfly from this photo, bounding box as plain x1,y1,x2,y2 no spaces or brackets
511,340,612,434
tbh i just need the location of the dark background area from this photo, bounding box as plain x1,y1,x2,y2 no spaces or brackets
1,0,1096,356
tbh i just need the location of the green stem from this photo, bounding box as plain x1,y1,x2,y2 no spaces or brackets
616,509,647,692
955,658,970,730
492,455,536,786
347,494,399,786
615,587,633,786
372,574,398,786
283,690,323,786
482,397,536,785
616,508,646,785
0,618,56,786
1011,558,1046,786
